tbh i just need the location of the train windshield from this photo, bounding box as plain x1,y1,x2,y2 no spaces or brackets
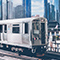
32,21,40,34
32,18,46,45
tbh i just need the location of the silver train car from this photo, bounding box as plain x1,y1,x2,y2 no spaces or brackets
0,17,48,57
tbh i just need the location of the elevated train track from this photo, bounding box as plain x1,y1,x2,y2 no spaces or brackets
45,51,60,60
0,49,40,60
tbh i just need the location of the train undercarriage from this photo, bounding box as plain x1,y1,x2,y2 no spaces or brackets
0,43,46,57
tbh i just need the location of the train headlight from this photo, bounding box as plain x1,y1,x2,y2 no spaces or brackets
44,46,46,48
34,38,36,40
42,20,43,22
41,47,43,49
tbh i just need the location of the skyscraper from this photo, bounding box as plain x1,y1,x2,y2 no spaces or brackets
54,0,59,22
47,3,50,21
49,0,54,5
44,0,50,21
59,0,60,24
2,0,6,20
50,4,55,20
0,0,2,20
56,10,59,22
23,0,31,17
54,0,59,11
44,0,47,19
6,0,14,19
15,5,25,18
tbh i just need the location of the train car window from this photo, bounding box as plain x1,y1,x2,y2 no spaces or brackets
12,24,20,33
12,27,19,33
25,23,28,34
13,24,19,26
52,32,54,35
32,22,40,34
4,25,7,33
56,32,59,35
48,32,50,36
0,25,2,33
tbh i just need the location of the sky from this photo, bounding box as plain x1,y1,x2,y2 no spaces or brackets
13,0,55,17
31,0,44,17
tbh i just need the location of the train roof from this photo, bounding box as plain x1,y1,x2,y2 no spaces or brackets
0,17,47,24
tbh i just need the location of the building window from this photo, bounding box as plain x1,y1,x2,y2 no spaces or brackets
53,36,56,41
48,32,50,36
25,23,28,34
12,24,20,33
52,32,54,35
0,25,2,33
4,25,7,33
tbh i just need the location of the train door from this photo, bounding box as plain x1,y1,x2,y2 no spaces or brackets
3,24,7,41
0,24,7,41
0,25,2,40
41,23,46,44
22,22,30,45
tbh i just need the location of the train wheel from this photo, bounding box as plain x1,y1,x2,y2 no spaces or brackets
18,51,22,56
31,48,36,54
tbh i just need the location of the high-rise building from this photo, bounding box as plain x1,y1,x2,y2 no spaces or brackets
54,0,59,11
23,0,31,17
15,5,25,18
2,0,6,20
0,0,2,20
6,0,14,19
56,10,59,22
50,4,55,20
54,0,59,22
44,0,47,19
59,0,60,24
47,3,50,21
44,0,50,21
49,0,54,5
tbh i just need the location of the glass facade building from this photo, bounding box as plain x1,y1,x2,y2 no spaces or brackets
59,0,60,24
56,10,59,22
23,0,31,17
50,4,55,20
54,0,59,11
44,0,50,21
2,0,6,20
15,5,25,18
0,0,2,20
47,3,50,21
54,0,59,23
44,0,47,19
6,0,14,19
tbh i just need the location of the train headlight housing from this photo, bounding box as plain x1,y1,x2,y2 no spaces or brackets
44,46,46,48
34,38,36,40
41,47,43,49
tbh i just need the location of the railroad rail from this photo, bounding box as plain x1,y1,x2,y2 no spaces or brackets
0,49,40,60
45,51,60,60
